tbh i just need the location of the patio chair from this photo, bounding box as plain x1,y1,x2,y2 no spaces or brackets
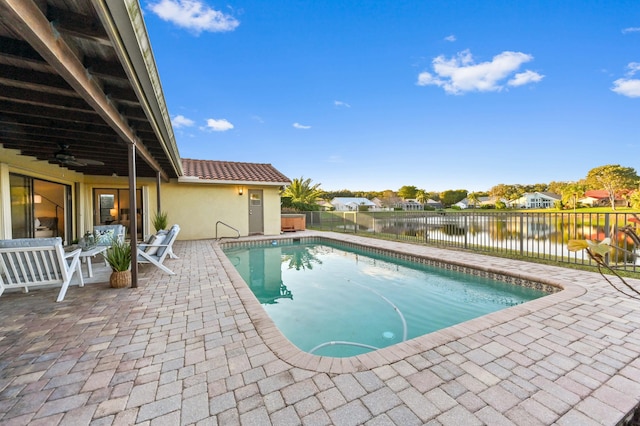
0,237,83,302
137,224,180,275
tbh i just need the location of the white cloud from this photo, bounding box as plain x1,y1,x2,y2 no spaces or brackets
444,35,456,42
611,62,640,98
417,49,542,94
626,62,640,74
612,79,640,97
205,118,234,131
172,114,195,128
508,70,545,86
293,122,311,129
148,0,239,34
622,27,640,34
334,100,351,108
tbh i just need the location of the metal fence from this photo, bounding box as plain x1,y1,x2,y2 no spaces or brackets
303,210,640,272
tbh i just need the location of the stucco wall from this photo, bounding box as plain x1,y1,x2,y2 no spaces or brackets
161,182,282,240
1,146,283,241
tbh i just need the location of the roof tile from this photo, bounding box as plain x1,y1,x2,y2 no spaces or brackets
181,159,290,183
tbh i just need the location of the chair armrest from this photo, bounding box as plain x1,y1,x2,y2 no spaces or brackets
64,248,82,259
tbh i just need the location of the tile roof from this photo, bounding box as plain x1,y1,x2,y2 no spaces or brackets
585,190,610,199
181,159,290,184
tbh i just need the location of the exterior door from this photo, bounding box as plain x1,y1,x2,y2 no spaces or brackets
248,189,264,235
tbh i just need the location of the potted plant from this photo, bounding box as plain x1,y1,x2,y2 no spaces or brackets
152,211,168,232
104,239,132,288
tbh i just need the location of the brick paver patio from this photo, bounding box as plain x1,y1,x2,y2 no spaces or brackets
1,231,639,425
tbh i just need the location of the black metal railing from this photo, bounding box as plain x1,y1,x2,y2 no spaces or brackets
303,210,640,272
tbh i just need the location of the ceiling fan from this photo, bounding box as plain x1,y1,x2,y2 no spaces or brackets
52,144,105,167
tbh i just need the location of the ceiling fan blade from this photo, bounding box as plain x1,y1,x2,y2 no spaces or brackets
77,158,105,166
64,160,88,167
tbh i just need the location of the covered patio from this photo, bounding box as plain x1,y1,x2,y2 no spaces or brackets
0,232,639,425
0,0,182,286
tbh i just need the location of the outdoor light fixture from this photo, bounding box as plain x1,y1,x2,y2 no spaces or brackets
238,187,244,196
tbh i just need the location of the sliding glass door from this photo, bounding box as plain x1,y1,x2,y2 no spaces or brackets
9,174,34,239
9,173,71,243
93,188,143,240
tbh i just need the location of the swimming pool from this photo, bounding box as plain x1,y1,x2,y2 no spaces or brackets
223,239,554,357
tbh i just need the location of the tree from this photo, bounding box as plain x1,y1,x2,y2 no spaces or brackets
467,192,480,208
548,181,570,195
489,184,523,201
561,182,587,210
629,191,640,209
281,177,324,210
440,189,467,207
415,189,428,204
398,185,418,200
585,165,639,210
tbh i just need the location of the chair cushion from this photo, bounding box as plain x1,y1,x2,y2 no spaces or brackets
156,226,178,257
95,229,115,245
94,225,125,245
144,234,166,256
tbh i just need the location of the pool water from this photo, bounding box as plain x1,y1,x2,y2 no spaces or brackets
223,241,548,357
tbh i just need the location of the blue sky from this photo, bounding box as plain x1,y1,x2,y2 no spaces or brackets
143,0,640,192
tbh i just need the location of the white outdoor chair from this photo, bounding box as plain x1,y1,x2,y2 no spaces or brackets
136,224,180,275
0,237,83,302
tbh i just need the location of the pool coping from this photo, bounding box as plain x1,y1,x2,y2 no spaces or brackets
217,231,586,374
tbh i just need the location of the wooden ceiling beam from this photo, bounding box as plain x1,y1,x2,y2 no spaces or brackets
0,112,112,136
0,64,75,95
0,124,118,145
83,56,128,81
0,99,103,125
47,5,111,46
0,35,46,64
0,84,93,112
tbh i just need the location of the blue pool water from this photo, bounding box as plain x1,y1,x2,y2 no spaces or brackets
223,241,548,357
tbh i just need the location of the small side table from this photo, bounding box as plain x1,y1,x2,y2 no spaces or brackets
79,246,108,277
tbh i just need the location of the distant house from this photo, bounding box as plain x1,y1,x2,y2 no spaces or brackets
507,192,561,209
579,190,627,207
425,199,444,209
315,199,333,211
370,197,385,208
455,196,504,209
395,199,423,211
330,197,377,211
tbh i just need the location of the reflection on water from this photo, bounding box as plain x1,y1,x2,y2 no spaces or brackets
282,245,324,271
368,213,638,262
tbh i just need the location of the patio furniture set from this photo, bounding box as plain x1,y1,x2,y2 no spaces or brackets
0,224,180,302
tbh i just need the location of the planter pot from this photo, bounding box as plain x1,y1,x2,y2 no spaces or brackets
110,270,131,288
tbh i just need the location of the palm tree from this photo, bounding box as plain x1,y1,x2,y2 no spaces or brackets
415,189,427,204
467,192,480,208
282,177,324,205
